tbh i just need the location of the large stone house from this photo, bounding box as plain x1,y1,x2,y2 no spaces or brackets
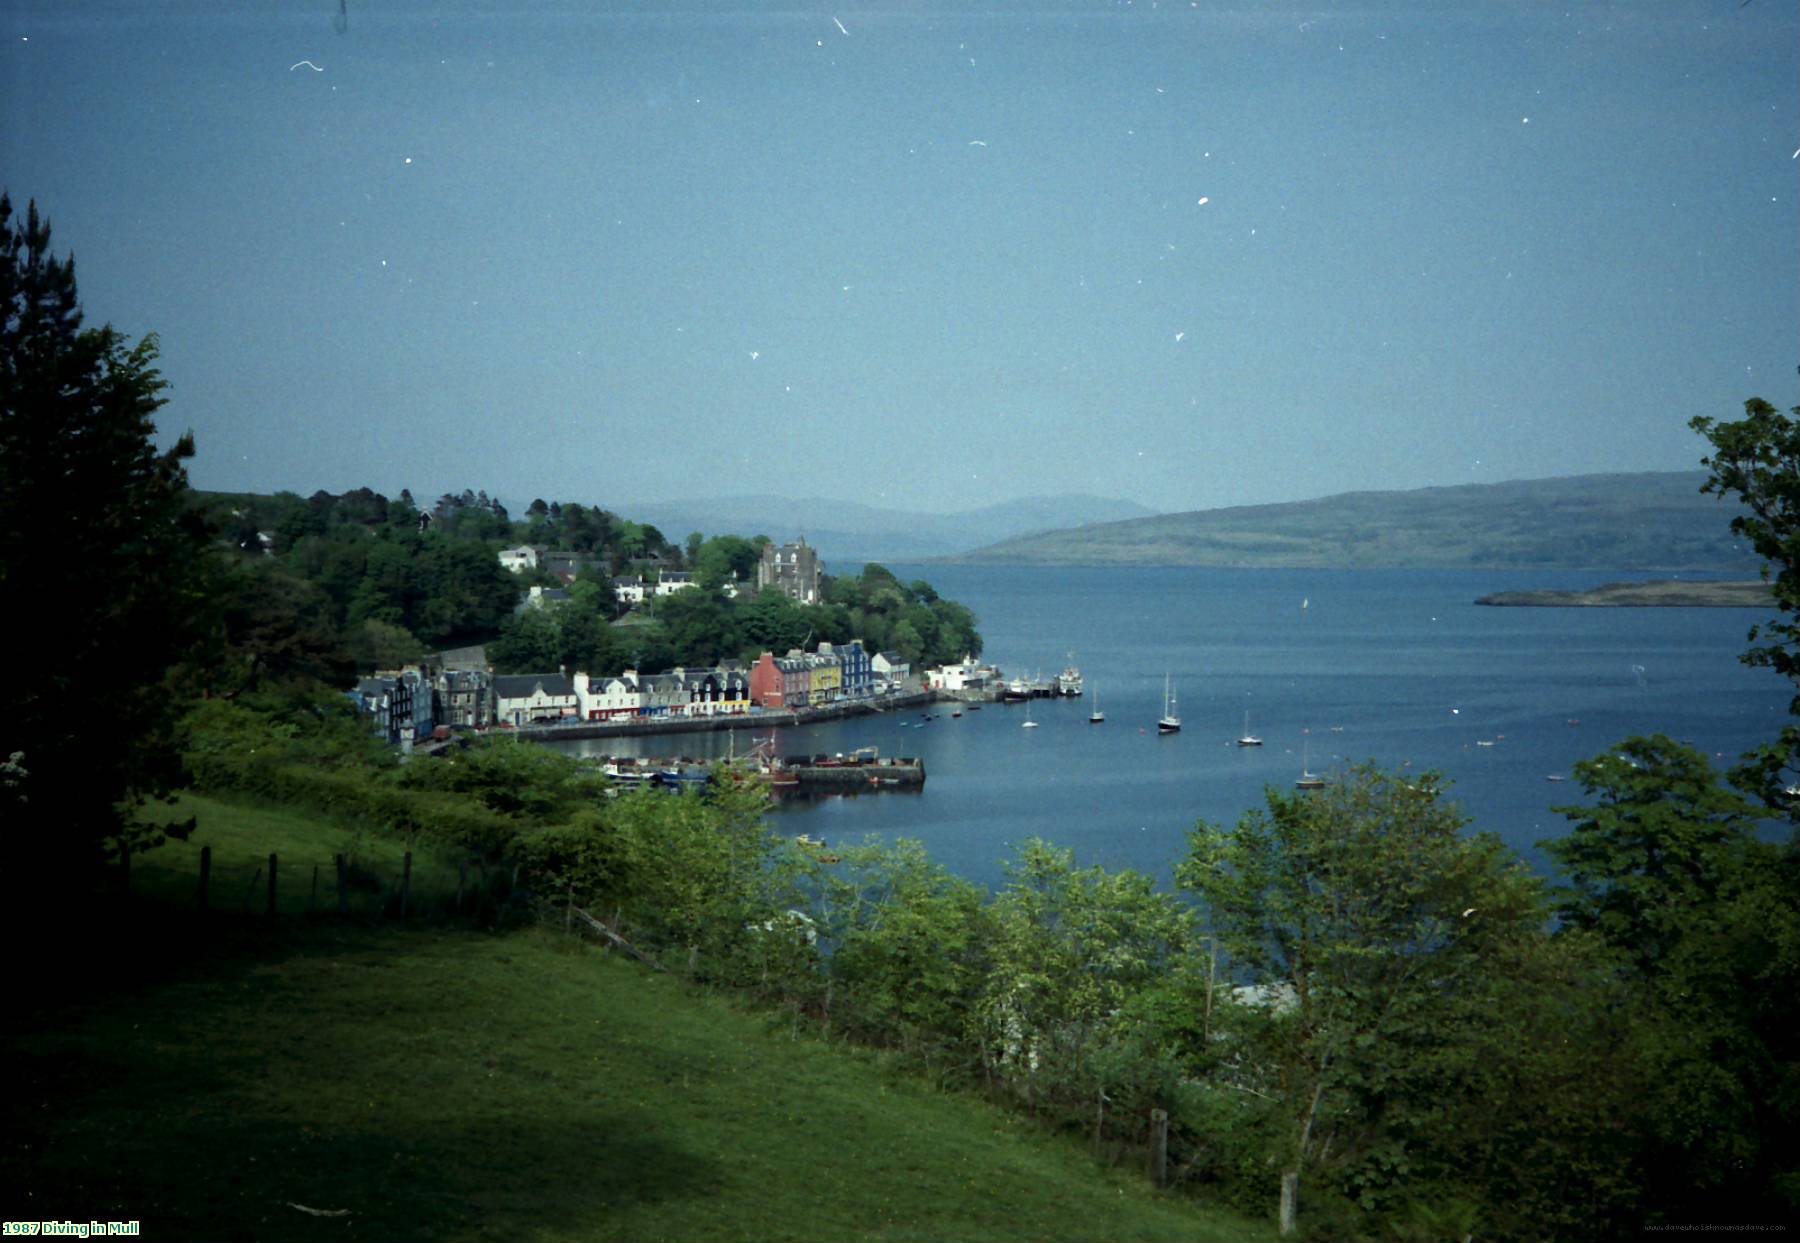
755,538,822,604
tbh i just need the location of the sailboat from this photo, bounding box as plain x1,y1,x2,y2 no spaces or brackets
1295,740,1325,789
1158,675,1181,734
1237,709,1262,747
1089,685,1105,724
1022,701,1039,729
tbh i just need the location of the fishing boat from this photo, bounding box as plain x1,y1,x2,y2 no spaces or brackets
1236,710,1262,747
1158,675,1181,734
1089,685,1105,724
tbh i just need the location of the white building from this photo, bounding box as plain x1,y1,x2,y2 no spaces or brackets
574,671,641,721
927,655,997,692
494,673,578,725
498,545,543,574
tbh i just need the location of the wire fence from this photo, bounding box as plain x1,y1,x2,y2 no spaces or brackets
123,844,517,921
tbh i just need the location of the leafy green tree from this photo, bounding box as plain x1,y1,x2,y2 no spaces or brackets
817,838,994,1067
655,588,743,666
347,618,425,672
979,841,1193,1122
401,735,604,822
1691,397,1800,806
210,560,356,695
1,194,214,877
1545,737,1800,1228
487,607,561,673
412,535,518,644
1179,764,1543,1236
605,777,792,982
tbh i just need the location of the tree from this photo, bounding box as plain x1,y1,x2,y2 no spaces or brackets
1545,737,1800,1228
817,837,994,1067
1691,398,1800,806
1178,764,1543,1236
1,194,214,879
979,841,1193,1123
210,561,356,695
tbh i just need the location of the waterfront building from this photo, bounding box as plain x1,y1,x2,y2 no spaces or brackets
749,650,810,708
494,673,578,725
433,668,493,728
356,668,436,745
928,655,997,693
797,648,843,704
872,650,912,689
636,672,686,718
574,671,641,721
821,639,874,698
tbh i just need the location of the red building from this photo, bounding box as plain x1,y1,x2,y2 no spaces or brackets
749,651,809,708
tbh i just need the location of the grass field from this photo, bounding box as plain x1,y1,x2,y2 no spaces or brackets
131,793,489,918
6,797,1271,1243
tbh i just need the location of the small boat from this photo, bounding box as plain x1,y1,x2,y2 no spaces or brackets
1089,685,1105,724
1236,710,1262,747
1546,775,1567,783
1295,742,1325,789
1158,675,1181,734
1022,702,1039,729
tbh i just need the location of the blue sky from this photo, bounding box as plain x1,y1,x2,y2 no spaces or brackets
3,1,1794,515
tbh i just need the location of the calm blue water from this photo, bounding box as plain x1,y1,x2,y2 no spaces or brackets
547,566,1787,891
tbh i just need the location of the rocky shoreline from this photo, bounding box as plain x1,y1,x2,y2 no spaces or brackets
1475,580,1772,608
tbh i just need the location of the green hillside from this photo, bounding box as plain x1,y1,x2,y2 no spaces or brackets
950,471,1757,569
6,794,1266,1243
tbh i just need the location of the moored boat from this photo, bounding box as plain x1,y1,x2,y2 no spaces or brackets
1158,675,1181,734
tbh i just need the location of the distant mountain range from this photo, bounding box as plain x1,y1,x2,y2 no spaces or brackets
612,494,1160,566
946,472,1760,571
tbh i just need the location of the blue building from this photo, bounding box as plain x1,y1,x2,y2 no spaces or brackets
822,639,875,698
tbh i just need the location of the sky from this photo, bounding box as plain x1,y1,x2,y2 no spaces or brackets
2,1,1795,517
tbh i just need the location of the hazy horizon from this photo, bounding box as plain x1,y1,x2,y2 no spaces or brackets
4,1,1793,514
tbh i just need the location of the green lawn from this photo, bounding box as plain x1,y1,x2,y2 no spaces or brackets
7,798,1271,1243
131,793,487,917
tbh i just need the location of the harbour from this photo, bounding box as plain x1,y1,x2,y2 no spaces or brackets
544,563,1789,890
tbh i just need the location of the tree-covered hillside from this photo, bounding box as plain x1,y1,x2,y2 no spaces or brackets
953,471,1759,569
193,486,982,678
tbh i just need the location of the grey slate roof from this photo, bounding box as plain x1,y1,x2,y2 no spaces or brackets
493,673,575,700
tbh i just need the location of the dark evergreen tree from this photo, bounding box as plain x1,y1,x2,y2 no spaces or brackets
0,194,213,879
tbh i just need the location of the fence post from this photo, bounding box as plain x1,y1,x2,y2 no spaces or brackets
1150,1108,1169,1189
267,852,278,916
565,882,574,933
400,851,412,919
1093,1087,1106,1159
335,854,348,913
198,845,211,912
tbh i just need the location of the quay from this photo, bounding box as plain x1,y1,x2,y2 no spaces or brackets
452,688,943,747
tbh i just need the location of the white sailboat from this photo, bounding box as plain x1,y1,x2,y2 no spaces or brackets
1158,675,1181,734
1295,740,1325,789
1237,709,1262,747
1089,685,1104,724
1022,701,1039,729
